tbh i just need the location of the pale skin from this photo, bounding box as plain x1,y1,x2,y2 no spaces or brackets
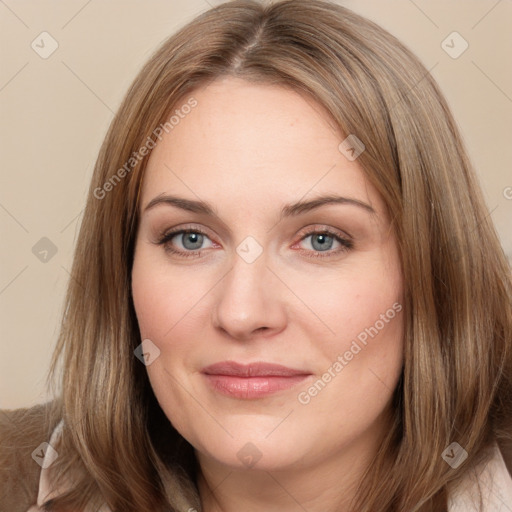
131,77,404,511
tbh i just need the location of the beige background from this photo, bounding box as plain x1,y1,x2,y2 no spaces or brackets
1,0,511,410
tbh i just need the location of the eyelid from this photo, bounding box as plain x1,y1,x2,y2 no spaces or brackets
294,224,353,243
156,223,216,243
154,225,216,259
290,225,354,258
155,223,354,258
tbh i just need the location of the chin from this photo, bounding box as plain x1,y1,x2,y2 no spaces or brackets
196,436,303,472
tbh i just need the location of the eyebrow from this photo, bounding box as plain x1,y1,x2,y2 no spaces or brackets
280,195,375,216
143,194,375,218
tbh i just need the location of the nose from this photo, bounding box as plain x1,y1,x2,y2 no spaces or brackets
211,249,287,341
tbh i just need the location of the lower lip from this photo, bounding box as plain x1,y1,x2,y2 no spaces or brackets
203,374,310,399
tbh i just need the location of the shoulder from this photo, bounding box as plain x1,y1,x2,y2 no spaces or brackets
0,402,60,512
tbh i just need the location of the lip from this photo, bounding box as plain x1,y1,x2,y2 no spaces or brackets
202,361,312,399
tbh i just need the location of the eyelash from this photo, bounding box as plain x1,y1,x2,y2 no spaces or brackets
156,226,353,259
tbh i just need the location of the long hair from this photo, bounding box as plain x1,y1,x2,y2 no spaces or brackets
40,1,512,510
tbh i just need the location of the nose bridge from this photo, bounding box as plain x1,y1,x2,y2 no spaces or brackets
225,233,269,295
212,240,286,339
223,244,271,313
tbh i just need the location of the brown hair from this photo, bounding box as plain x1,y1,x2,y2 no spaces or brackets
40,1,512,510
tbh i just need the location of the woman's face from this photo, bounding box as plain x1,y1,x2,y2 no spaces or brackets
132,77,404,473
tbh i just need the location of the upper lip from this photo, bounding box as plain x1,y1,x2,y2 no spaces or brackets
202,361,311,377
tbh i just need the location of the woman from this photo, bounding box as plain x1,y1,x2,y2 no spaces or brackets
1,1,511,511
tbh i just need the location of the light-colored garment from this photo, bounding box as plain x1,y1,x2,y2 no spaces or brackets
448,442,512,511
26,421,110,512
27,422,512,512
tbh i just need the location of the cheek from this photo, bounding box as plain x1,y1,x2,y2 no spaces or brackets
291,264,402,353
289,252,404,409
131,247,210,344
296,276,404,421
131,249,206,430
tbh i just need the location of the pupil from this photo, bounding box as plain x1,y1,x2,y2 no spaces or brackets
312,234,333,251
183,232,203,250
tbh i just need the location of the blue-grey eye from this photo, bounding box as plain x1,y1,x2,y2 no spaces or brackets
180,232,204,250
310,233,335,251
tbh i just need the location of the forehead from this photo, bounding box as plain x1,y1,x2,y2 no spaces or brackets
140,77,382,216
